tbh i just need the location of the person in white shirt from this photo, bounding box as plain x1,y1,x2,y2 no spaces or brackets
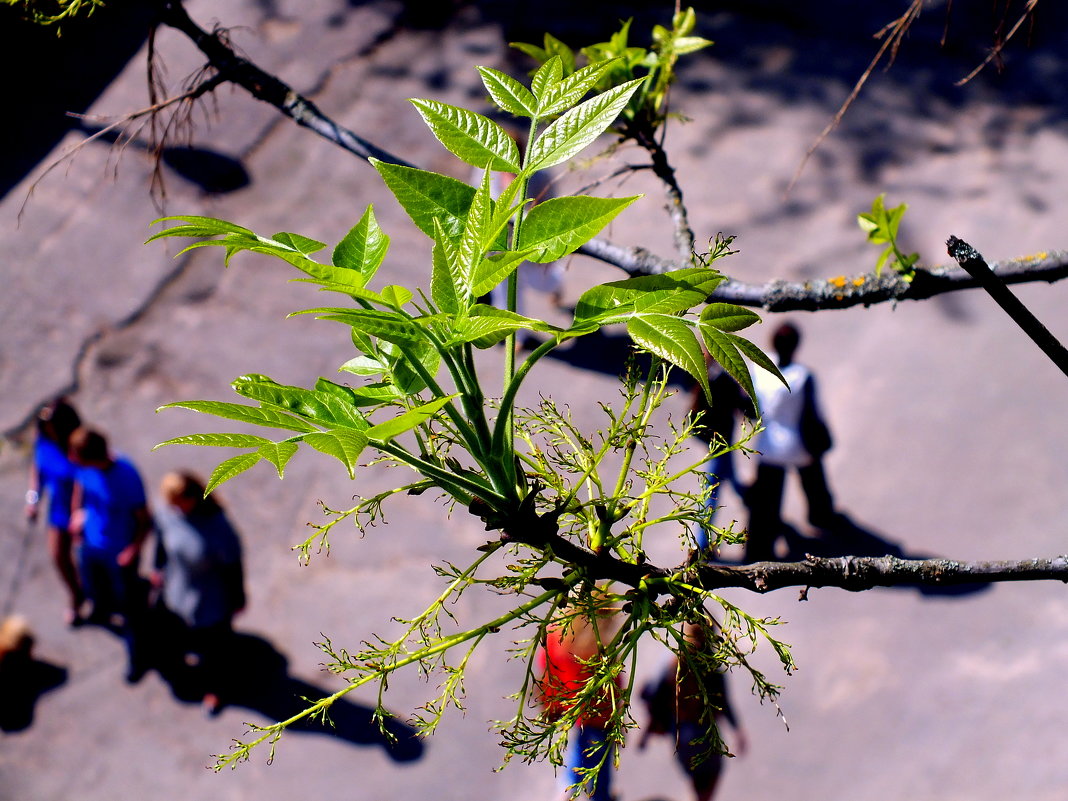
744,323,837,561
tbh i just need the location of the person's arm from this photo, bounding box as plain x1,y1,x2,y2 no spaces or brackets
68,479,85,540
117,505,152,567
25,458,41,523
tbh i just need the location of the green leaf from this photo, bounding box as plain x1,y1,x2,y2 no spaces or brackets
158,400,319,434
700,328,757,405
272,232,327,255
518,195,640,262
379,339,441,395
231,374,367,428
510,41,549,64
673,36,713,55
431,219,462,314
470,250,534,298
155,433,273,450
574,268,722,323
477,66,537,118
205,452,262,494
366,395,459,442
537,59,620,117
372,160,476,241
456,172,494,294
541,34,576,74
699,303,761,333
449,305,556,349
730,334,785,388
147,215,254,244
339,354,388,377
332,205,389,282
257,440,300,478
303,430,369,479
410,99,521,172
380,285,413,308
290,281,387,304
526,78,646,172
530,56,564,101
307,308,427,347
627,314,710,397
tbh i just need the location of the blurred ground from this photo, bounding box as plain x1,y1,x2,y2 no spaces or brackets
2,2,1068,800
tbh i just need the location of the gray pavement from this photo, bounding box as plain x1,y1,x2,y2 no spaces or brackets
3,3,1068,800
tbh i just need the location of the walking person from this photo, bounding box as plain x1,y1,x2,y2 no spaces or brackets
68,428,152,682
536,602,622,801
153,472,246,715
24,398,85,624
638,622,747,801
744,322,837,562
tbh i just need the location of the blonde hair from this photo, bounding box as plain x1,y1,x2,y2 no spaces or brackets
160,471,220,514
0,615,33,660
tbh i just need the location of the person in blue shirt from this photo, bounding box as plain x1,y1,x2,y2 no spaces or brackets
68,428,152,682
24,398,85,625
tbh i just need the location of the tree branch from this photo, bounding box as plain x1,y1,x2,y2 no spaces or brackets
692,553,1068,593
498,507,1068,596
155,0,412,167
581,238,1068,311
947,235,1068,378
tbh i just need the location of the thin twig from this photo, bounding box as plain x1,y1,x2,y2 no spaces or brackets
156,0,412,167
17,73,226,225
955,0,1040,85
788,0,924,192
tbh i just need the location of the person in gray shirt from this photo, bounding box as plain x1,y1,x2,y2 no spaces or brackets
154,472,245,714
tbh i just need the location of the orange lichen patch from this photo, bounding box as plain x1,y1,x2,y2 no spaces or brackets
1025,251,1049,261
852,276,866,287
829,275,847,288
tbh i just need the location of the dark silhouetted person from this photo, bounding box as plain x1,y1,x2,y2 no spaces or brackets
153,471,245,715
24,398,85,624
68,428,152,682
536,604,622,801
639,622,747,801
745,322,837,561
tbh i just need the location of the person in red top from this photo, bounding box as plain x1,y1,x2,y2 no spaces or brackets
537,604,622,801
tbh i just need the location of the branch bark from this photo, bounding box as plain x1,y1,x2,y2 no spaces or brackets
948,235,1068,377
499,509,1068,596
691,553,1068,593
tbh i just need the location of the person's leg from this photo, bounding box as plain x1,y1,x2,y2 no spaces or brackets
698,453,729,550
110,560,148,681
675,723,724,801
745,463,786,562
577,726,612,801
48,526,84,619
194,622,233,713
799,459,836,528
77,546,108,620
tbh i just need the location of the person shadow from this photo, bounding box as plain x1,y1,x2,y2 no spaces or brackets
539,324,693,390
0,652,68,733
145,620,424,762
777,514,992,598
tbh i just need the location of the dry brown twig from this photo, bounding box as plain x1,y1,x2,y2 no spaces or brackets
17,73,224,225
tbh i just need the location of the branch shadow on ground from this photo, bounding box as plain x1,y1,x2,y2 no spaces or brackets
537,325,693,389
145,625,424,763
